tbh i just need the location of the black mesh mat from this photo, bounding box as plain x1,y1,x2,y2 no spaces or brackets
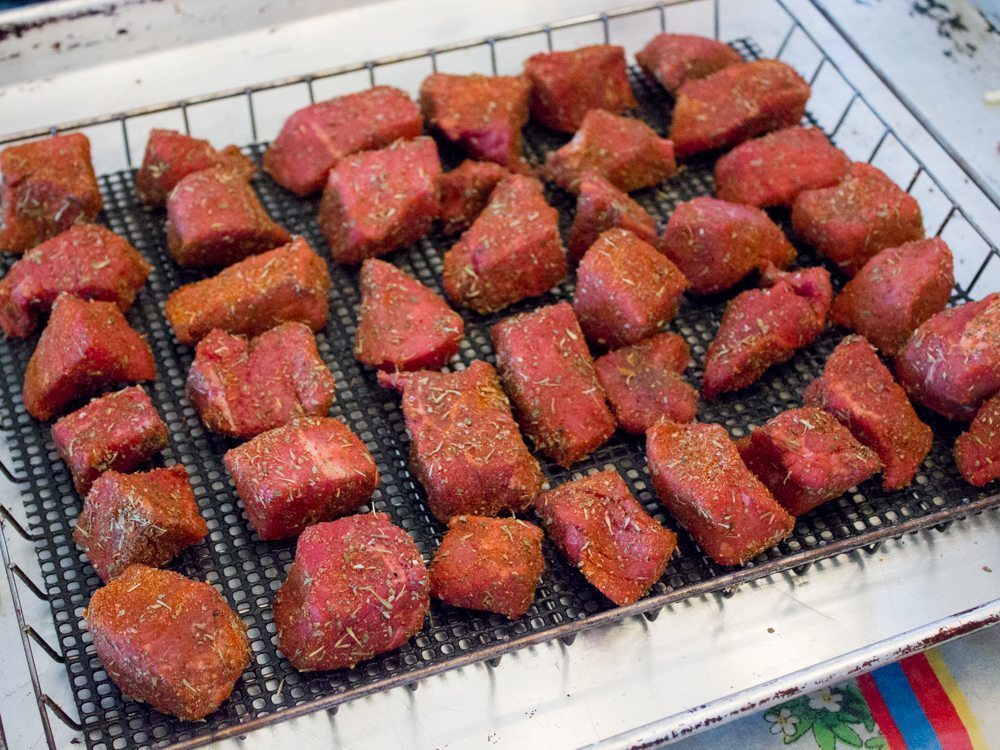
0,40,995,750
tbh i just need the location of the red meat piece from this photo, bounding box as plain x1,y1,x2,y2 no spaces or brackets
74,466,207,582
954,392,1000,487
669,60,811,157
0,133,103,253
52,386,168,495
273,514,429,670
224,417,378,540
492,302,615,466
437,160,509,236
542,109,677,193
378,361,543,521
187,322,336,439
792,163,925,276
442,174,566,314
429,515,544,618
263,86,423,196
0,224,150,338
804,335,932,490
354,259,463,372
165,237,331,344
319,137,441,265
572,228,688,348
536,469,677,605
567,172,659,262
646,420,794,566
659,196,796,295
636,33,743,94
86,565,250,720
831,238,954,356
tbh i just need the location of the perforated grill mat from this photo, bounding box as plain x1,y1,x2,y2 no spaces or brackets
0,41,996,750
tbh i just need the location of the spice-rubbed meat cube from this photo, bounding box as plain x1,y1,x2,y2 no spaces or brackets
86,565,250,720
0,224,150,338
0,133,103,253
573,228,688,348
165,236,331,344
659,197,796,295
443,174,566,314
669,60,811,157
273,514,429,671
136,128,254,207
524,45,637,133
831,238,954,356
542,109,676,193
492,302,615,466
378,361,543,521
805,335,932,490
429,515,544,619
895,293,1000,422
703,266,831,399
355,259,463,372
536,469,676,605
318,137,441,266
738,407,880,516
23,294,156,421
647,421,794,566
792,163,924,276
636,33,743,94
224,417,378,540
187,323,336,439
954,392,1000,487
595,333,698,433
437,160,509,236
714,126,850,208
567,172,659,262
74,466,207,582
263,86,423,197
52,386,168,495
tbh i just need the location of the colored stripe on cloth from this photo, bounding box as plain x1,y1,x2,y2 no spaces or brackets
925,649,990,750
900,653,972,750
858,672,908,750
871,661,943,750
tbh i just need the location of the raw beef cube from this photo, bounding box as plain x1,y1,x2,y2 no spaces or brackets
52,386,168,495
74,466,207,582
23,294,156,420
954,392,1000,487
165,237,331,344
187,322,336,439
804,335,932,490
636,33,743,94
895,293,1000,422
646,421,794,566
437,160,509,236
738,407,881,516
273,514,429,671
0,133,103,253
567,172,659,262
702,266,831,399
714,126,850,207
659,196,796,295
831,238,954,356
573,228,688,348
792,163,924,276
224,417,378,540
491,302,615,466
595,333,698,433
0,224,150,338
535,469,677,605
354,259,463,372
136,128,254,207
669,60,811,157
542,110,676,193
379,361,543,521
86,565,250,720
524,44,637,133
263,86,423,196
443,174,566,314
429,515,544,618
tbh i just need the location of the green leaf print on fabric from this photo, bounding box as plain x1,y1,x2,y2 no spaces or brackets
763,682,885,750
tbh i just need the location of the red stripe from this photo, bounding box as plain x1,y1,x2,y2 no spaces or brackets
900,654,974,750
857,673,909,750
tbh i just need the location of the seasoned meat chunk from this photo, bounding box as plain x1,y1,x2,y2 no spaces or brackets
954,392,1000,487
379,361,543,521
567,172,659,262
437,160,509,236
636,33,743,94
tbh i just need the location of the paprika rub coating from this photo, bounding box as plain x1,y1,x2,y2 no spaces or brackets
567,172,659,263
953,392,1000,487
437,160,509,236
636,33,743,95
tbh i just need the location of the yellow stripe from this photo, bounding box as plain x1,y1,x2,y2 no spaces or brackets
925,647,989,750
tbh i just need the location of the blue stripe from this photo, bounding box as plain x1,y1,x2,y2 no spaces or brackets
871,662,944,750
